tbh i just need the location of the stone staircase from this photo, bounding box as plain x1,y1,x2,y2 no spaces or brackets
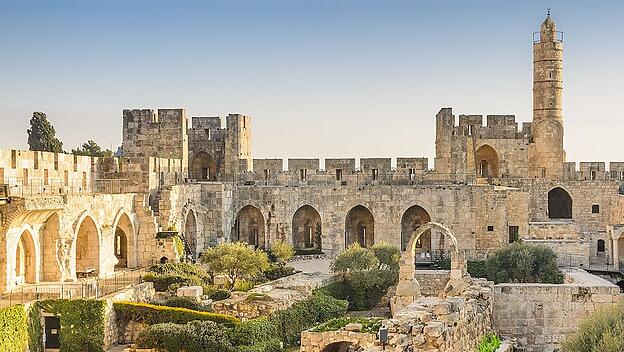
133,194,162,266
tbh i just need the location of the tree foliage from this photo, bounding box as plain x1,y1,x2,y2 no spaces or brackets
486,242,564,284
562,304,624,352
201,242,270,290
270,241,295,265
27,111,63,152
71,140,112,157
330,243,379,274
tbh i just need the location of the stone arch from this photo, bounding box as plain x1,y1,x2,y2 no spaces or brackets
548,187,572,219
41,212,62,281
112,211,135,269
14,228,37,285
321,341,356,352
292,205,322,250
190,151,217,181
345,205,374,248
597,239,606,253
184,209,198,258
234,205,266,249
475,144,500,178
401,205,432,252
74,213,101,276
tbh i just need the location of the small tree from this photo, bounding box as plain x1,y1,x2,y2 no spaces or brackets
330,243,379,275
201,242,269,290
27,111,63,152
486,242,564,284
370,242,401,273
72,140,112,157
270,241,295,266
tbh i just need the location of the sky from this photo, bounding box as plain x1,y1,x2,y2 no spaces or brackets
1,0,622,166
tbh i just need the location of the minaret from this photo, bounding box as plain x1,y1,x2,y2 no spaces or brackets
529,12,565,179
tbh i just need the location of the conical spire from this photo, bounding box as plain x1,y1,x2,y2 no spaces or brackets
540,10,557,41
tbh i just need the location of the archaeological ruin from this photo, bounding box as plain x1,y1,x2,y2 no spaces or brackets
1,14,623,352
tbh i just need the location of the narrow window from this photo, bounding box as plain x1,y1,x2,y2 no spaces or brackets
264,169,270,180
73,155,78,172
44,169,49,185
621,171,624,180
0,167,4,183
336,169,342,181
590,170,597,180
300,169,307,181
508,226,519,243
53,153,59,170
372,169,379,181
11,150,17,169
597,239,606,253
409,168,415,180
33,152,39,170
82,172,87,190
487,225,494,232
592,204,600,214
64,170,69,187
23,169,29,186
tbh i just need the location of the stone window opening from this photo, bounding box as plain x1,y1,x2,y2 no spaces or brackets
621,171,624,180
590,170,597,180
597,239,606,253
487,225,494,232
264,169,270,181
508,226,519,243
409,168,416,181
372,169,379,181
11,150,17,169
300,168,307,181
592,204,600,214
548,187,573,219
475,145,499,179
335,169,342,181
44,169,49,185
34,152,39,170
23,169,29,186
0,167,4,183
73,154,78,172
53,153,58,171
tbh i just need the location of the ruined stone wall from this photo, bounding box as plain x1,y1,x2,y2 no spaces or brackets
227,184,527,254
414,270,449,296
492,271,621,352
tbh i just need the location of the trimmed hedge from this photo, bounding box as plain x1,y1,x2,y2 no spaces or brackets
311,317,382,333
0,305,28,352
41,299,106,352
114,301,240,328
160,296,212,312
138,320,235,352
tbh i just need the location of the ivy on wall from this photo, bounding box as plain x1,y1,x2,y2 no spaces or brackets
41,299,107,352
28,303,44,352
0,304,28,352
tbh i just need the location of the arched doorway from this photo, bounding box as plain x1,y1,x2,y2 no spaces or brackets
15,230,37,285
114,212,135,270
190,152,217,181
292,205,322,250
75,215,100,276
475,145,500,178
234,205,266,249
401,206,432,256
184,210,198,258
321,341,356,352
41,213,62,281
548,187,572,219
345,205,374,248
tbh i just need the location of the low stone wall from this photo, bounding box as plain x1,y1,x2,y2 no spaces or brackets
300,330,378,352
212,289,307,321
492,269,621,352
103,282,155,349
414,270,449,296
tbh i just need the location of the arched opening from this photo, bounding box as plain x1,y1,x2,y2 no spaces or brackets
321,341,356,352
234,205,266,249
114,213,134,269
292,205,322,250
160,256,169,264
475,145,500,178
345,205,374,248
190,152,217,181
15,230,37,285
41,213,62,281
401,206,432,257
75,216,100,276
548,187,573,219
184,210,198,258
616,280,624,293
597,239,606,255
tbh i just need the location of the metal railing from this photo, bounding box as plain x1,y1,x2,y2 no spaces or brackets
2,177,134,197
0,269,144,308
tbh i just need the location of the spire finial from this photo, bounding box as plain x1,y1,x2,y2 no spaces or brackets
547,8,551,16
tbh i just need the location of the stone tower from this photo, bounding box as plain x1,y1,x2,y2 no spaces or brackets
529,13,565,179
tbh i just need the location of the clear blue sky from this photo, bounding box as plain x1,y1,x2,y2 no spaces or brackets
1,0,622,165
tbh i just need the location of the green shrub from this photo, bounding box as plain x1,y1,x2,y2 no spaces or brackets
371,242,401,273
331,243,379,274
41,299,106,352
270,241,295,264
233,280,254,292
561,304,624,352
263,264,297,281
228,317,279,346
145,262,213,292
114,301,240,328
487,243,564,284
477,333,501,352
0,305,28,352
28,304,43,352
209,289,231,301
161,296,212,312
311,317,382,333
148,262,210,277
245,293,273,302
138,320,234,352
295,248,324,256
234,338,283,352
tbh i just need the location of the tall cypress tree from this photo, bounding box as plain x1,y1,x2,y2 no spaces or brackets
27,111,63,152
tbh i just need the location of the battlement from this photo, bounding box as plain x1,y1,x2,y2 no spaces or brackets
437,108,531,140
564,161,624,181
191,116,222,130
